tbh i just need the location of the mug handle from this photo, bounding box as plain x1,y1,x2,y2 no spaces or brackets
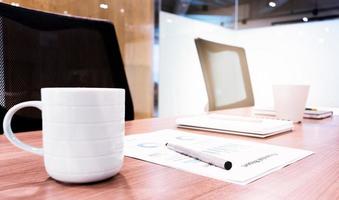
3,101,43,156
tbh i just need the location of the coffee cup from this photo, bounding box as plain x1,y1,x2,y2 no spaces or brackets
3,88,125,183
272,85,309,123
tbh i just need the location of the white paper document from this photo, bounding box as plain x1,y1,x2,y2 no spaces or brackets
176,114,293,138
124,129,313,185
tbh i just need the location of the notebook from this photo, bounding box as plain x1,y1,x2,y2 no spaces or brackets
303,110,333,119
253,108,334,119
176,114,293,138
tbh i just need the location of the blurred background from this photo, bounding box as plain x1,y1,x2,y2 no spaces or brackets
2,0,339,118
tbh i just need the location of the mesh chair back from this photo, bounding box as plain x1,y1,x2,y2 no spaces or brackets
195,38,254,111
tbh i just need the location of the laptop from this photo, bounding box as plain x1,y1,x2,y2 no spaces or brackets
176,114,293,138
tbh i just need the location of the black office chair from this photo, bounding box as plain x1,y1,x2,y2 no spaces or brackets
0,3,134,133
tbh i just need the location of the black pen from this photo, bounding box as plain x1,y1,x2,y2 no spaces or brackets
165,142,232,170
305,107,317,111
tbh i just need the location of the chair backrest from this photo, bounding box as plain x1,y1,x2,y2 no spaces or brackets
195,38,254,111
0,3,134,133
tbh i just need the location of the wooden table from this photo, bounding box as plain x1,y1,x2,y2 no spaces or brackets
0,108,338,199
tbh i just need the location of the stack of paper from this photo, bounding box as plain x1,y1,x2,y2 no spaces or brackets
254,108,334,120
176,114,293,138
124,129,313,185
303,110,333,119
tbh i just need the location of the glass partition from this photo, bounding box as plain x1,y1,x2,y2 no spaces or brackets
161,0,339,30
162,0,237,29
158,0,339,117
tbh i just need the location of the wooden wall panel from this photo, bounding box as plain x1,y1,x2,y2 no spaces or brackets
2,0,154,118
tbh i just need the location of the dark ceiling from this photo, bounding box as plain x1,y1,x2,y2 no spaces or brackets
161,0,339,25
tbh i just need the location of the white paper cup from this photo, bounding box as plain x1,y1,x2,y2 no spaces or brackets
273,85,309,122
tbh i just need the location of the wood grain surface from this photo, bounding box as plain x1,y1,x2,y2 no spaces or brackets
0,108,338,200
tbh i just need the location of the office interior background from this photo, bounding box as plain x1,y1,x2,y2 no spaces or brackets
4,0,338,119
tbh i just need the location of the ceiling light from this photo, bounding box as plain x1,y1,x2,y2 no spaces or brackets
268,1,276,7
11,2,20,7
302,17,308,22
120,8,125,13
63,11,68,15
99,3,108,9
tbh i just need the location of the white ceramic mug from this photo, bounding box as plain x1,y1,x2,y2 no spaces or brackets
273,85,310,123
3,88,125,183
